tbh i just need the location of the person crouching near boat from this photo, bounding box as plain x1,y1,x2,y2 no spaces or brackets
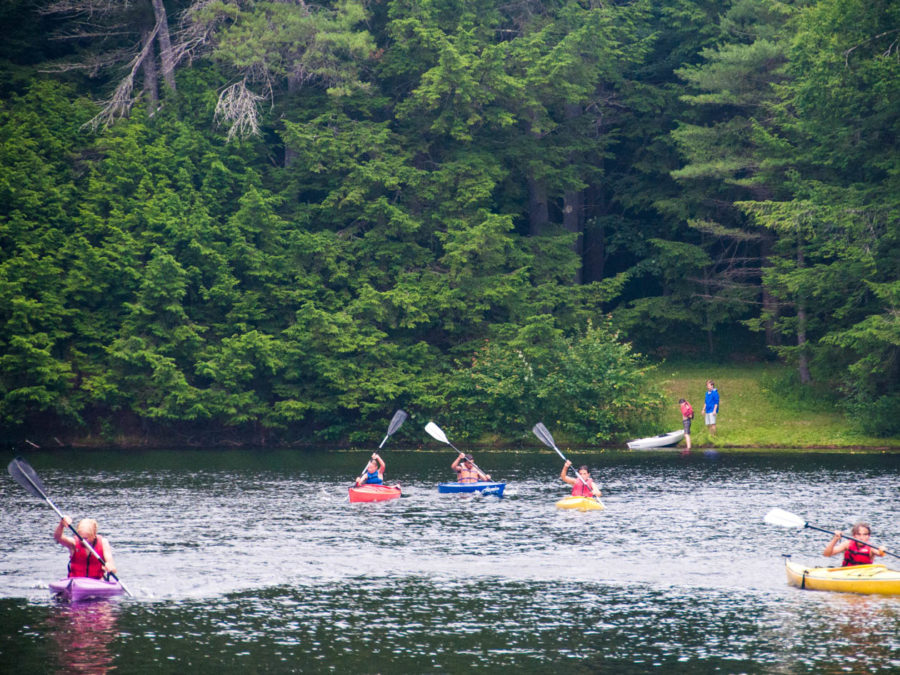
451,453,491,483
54,516,117,579
823,522,885,566
561,460,602,499
356,453,386,486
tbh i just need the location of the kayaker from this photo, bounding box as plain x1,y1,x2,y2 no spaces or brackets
561,460,602,498
356,453,386,486
54,516,117,579
823,523,885,566
451,453,491,483
679,398,693,450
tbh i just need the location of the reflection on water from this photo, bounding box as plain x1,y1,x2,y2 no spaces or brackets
45,601,118,674
1,449,898,671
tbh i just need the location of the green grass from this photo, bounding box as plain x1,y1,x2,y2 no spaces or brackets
652,362,900,450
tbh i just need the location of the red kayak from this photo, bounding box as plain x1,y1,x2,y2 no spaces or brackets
50,577,124,602
348,484,402,503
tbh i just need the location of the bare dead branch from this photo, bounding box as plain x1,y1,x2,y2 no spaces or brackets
843,28,900,65
214,80,265,140
83,20,161,131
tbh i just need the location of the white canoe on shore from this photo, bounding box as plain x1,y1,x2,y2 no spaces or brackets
626,430,685,450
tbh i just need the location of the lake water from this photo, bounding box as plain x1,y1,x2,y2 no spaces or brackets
1,448,899,673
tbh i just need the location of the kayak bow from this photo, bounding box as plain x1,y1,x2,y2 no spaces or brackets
437,481,505,497
556,496,605,511
348,484,402,503
785,560,900,595
49,577,125,602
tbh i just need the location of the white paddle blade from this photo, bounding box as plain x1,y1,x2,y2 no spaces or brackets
764,508,806,529
424,421,449,445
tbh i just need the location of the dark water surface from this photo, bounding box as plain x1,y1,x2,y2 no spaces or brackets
1,448,898,673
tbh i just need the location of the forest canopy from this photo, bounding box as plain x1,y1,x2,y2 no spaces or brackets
0,0,897,443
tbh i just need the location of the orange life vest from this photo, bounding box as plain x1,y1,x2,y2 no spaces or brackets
456,466,480,483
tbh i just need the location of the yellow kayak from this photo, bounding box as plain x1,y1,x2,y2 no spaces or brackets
785,560,900,595
556,496,604,511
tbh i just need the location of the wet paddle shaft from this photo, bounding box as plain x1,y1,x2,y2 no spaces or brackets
356,409,408,485
532,423,602,502
424,422,490,480
7,457,133,595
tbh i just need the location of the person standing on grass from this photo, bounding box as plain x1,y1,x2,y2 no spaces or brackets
702,379,719,435
679,398,693,450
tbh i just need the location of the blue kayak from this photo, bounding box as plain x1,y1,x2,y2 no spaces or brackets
437,481,505,497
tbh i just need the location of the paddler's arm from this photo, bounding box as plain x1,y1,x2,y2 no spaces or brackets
478,468,492,481
54,516,77,551
372,453,386,475
590,482,602,498
823,531,848,557
560,460,575,486
875,547,886,558
98,536,117,575
451,453,465,471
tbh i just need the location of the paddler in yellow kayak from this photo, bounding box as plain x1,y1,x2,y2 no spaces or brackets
451,453,491,483
355,452,386,486
560,460,602,499
823,522,886,566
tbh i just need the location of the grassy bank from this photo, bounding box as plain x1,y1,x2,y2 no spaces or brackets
653,362,900,450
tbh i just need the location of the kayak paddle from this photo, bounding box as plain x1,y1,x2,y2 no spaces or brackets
764,507,898,560
7,456,133,595
355,409,408,485
424,421,490,481
532,422,603,504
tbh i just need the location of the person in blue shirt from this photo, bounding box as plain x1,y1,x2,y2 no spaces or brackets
702,379,719,435
356,453,386,486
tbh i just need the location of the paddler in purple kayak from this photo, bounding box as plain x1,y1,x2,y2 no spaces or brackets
355,452,386,486
54,516,117,579
451,453,491,483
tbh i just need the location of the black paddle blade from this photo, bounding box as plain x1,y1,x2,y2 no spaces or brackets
8,456,50,501
532,422,556,449
387,409,408,436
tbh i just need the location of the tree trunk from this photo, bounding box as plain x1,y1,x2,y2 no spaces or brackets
150,0,176,92
562,189,583,284
760,232,778,347
527,175,549,237
141,26,159,108
562,103,583,284
796,243,812,384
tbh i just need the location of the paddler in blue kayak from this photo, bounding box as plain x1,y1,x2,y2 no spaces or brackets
355,453,386,486
560,460,602,499
451,453,491,483
54,515,118,579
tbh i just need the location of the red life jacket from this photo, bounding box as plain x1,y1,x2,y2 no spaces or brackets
68,537,106,579
681,401,693,419
571,478,596,497
456,466,480,483
842,540,875,567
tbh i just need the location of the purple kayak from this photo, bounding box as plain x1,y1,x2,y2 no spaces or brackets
49,577,125,602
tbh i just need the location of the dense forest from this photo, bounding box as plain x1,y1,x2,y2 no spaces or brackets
0,0,897,444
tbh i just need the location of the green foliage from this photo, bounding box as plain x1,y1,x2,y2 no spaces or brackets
0,0,897,446
448,317,665,443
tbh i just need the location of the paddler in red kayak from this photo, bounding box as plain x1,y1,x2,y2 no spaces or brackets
823,522,885,566
54,516,118,579
356,452,386,486
560,460,602,499
451,453,491,483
